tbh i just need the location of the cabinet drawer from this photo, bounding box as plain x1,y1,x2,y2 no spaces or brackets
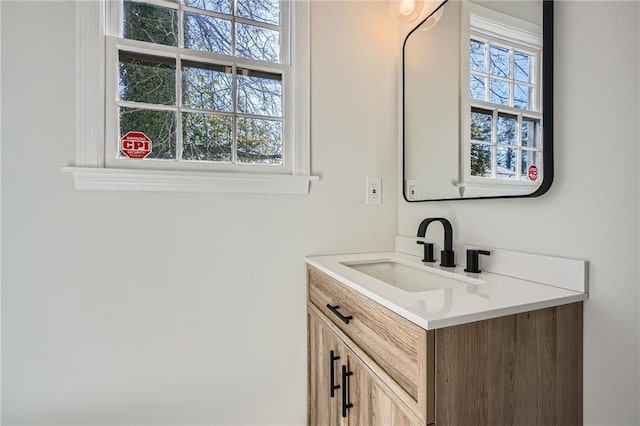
308,266,427,403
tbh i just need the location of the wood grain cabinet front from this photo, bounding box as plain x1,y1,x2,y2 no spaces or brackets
308,266,431,406
307,266,583,425
308,308,423,426
308,308,345,426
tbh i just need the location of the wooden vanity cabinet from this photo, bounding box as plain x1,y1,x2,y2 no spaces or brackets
307,266,583,426
307,309,344,426
308,308,423,426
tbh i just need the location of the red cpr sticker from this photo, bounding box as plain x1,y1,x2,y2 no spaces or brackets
528,164,539,182
121,131,152,159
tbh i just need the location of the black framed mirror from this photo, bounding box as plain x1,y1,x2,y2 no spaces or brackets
402,0,553,201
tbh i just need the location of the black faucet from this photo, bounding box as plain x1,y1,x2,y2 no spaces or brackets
417,217,455,267
464,249,491,273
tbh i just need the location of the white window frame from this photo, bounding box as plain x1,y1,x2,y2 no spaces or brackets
458,2,542,197
64,0,317,194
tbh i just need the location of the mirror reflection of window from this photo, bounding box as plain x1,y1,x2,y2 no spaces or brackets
402,0,551,201
465,2,543,185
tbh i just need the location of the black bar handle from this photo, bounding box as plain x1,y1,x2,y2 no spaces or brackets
464,249,491,273
341,365,354,418
326,304,353,325
329,350,340,398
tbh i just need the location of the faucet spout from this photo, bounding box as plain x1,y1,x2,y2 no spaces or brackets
416,217,455,267
417,217,453,251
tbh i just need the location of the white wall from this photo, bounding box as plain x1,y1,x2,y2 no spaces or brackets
1,1,399,424
4,1,639,425
0,0,3,421
399,2,640,425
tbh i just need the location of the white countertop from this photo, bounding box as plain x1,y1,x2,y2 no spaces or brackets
305,251,588,330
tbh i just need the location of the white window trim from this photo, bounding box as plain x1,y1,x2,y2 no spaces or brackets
64,0,317,194
454,180,538,198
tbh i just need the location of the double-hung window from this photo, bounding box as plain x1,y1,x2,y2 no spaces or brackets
462,4,542,187
67,0,314,193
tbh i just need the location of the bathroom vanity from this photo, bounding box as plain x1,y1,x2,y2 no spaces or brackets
306,248,587,426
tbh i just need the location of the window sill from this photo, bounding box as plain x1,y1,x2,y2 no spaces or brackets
61,167,319,194
455,181,538,197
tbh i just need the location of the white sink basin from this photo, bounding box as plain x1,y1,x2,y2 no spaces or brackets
342,259,479,293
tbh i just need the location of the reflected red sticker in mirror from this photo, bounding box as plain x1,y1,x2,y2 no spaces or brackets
528,164,539,182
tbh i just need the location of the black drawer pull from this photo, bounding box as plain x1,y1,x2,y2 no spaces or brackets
330,350,340,397
326,304,353,324
341,364,354,418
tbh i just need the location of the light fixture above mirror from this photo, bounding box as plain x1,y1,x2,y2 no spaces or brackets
399,0,416,16
396,0,447,24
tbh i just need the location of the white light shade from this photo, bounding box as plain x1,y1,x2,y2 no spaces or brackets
399,0,416,16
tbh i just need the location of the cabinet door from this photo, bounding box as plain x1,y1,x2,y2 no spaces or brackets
308,310,345,426
344,348,423,426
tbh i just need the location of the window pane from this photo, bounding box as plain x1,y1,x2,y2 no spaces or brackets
182,61,232,111
119,52,176,105
119,108,176,160
237,117,282,164
470,74,485,101
184,0,232,15
237,0,280,24
521,150,542,181
470,109,492,142
497,113,517,145
489,44,510,78
514,51,531,82
470,143,492,177
514,84,531,110
496,146,517,179
184,13,232,55
182,112,232,161
470,39,485,72
237,69,283,117
236,23,279,62
489,79,509,105
522,118,540,148
123,1,178,46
